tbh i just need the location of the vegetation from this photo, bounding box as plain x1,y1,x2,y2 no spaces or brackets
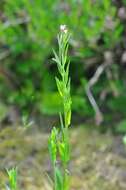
48,25,71,190
0,0,125,126
6,167,18,190
1,0,126,189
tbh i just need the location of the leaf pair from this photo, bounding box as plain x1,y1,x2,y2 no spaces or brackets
48,127,58,164
58,128,70,164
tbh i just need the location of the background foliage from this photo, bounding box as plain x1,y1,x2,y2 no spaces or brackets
0,0,126,128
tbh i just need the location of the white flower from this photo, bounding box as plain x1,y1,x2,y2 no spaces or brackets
60,25,68,33
60,24,66,30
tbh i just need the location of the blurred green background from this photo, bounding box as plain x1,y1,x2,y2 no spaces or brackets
0,0,126,131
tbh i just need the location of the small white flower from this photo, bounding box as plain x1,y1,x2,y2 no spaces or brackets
60,24,66,30
60,25,68,33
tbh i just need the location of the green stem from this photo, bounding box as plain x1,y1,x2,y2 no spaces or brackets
63,128,69,190
53,163,56,190
63,163,69,190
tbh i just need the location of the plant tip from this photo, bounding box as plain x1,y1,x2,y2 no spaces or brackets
60,25,68,33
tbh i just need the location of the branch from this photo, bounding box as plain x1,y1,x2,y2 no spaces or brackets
0,50,20,90
3,17,30,29
0,50,10,61
85,51,113,125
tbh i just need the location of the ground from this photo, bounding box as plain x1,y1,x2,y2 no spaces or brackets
0,124,126,190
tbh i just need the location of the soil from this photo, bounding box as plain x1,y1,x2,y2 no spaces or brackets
0,124,126,190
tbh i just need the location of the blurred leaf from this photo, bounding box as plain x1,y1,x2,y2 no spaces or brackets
117,120,126,133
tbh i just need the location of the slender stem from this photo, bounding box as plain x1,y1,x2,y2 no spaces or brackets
53,162,56,190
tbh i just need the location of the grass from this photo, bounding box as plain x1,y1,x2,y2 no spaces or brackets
6,167,18,190
48,25,72,190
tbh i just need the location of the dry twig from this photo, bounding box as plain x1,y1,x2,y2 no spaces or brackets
3,17,30,29
0,50,10,61
86,51,113,125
